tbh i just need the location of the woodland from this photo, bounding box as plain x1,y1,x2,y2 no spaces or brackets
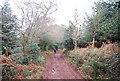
0,0,120,80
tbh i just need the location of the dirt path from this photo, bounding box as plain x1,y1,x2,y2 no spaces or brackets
43,53,83,79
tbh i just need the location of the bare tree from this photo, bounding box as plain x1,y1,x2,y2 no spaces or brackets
70,9,83,54
15,0,57,50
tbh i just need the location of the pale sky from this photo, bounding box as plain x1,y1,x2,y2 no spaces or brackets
0,0,98,26
52,0,97,25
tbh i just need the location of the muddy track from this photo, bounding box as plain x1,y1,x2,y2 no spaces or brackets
43,53,83,79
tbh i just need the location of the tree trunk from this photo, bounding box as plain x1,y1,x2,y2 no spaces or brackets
74,40,77,54
92,31,96,48
22,34,29,51
92,37,95,48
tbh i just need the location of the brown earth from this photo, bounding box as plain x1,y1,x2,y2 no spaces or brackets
43,53,83,79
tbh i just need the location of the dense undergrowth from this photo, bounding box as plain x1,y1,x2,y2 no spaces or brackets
1,43,52,79
63,43,120,80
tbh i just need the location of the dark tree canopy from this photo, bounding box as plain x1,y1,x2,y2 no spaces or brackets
84,1,119,47
1,1,18,54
